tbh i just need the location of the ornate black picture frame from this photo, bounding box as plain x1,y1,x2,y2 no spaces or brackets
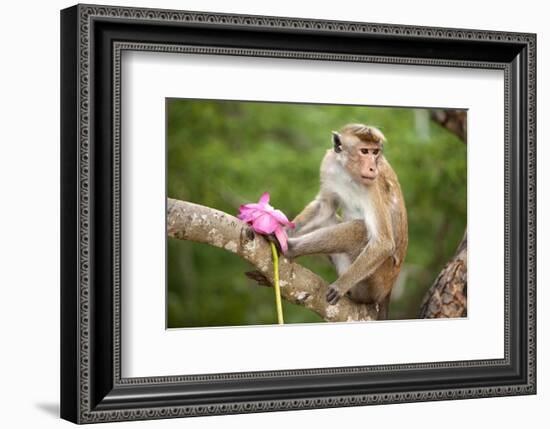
60,3,536,424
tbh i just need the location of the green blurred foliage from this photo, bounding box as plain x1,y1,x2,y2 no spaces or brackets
167,99,466,328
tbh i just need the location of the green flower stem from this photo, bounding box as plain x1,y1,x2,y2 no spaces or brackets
270,241,284,324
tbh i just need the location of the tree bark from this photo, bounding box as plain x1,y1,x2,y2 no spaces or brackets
420,109,468,318
167,198,378,322
430,109,467,142
418,232,467,318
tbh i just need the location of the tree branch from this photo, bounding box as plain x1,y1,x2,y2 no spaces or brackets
431,109,467,142
418,231,467,318
167,198,378,322
420,109,468,318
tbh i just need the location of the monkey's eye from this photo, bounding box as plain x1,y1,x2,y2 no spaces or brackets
360,148,369,155
372,149,379,155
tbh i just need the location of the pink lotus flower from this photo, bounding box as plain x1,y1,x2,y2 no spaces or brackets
238,192,295,254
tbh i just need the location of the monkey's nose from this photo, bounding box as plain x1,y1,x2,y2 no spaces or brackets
361,168,377,180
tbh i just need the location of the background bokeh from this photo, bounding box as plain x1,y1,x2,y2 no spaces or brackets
167,99,466,328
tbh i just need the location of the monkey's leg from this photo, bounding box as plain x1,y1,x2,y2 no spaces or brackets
291,195,338,237
290,200,320,237
377,293,391,320
326,238,394,305
286,220,366,258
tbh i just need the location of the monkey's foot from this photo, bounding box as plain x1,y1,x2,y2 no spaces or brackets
326,285,342,305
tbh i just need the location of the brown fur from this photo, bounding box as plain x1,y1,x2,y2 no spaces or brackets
286,124,408,320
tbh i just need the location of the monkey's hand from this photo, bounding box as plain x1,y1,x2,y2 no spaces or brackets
326,284,343,305
284,237,299,260
286,225,299,239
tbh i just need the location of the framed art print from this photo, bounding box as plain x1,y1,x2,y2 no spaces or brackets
61,3,536,424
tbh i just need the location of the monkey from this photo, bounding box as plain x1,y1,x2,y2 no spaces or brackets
285,124,408,320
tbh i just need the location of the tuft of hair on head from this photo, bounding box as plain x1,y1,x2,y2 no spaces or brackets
340,123,386,145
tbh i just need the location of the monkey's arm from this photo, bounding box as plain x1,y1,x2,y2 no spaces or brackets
291,193,338,236
326,236,395,305
286,220,366,258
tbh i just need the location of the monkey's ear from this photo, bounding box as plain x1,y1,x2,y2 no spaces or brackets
332,131,342,153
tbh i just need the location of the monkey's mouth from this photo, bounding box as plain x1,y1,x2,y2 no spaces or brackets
361,175,376,181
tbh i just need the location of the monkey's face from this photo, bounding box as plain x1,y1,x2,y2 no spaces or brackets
341,142,381,186
332,128,383,186
353,141,381,185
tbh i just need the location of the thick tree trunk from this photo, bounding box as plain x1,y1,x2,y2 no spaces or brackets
167,198,378,322
430,109,467,142
420,109,468,318
418,232,467,318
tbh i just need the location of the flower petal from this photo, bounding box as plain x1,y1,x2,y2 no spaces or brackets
274,226,289,254
270,209,295,227
239,203,262,211
237,211,254,223
240,208,267,223
238,205,256,216
238,193,295,235
252,213,278,234
259,192,270,206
